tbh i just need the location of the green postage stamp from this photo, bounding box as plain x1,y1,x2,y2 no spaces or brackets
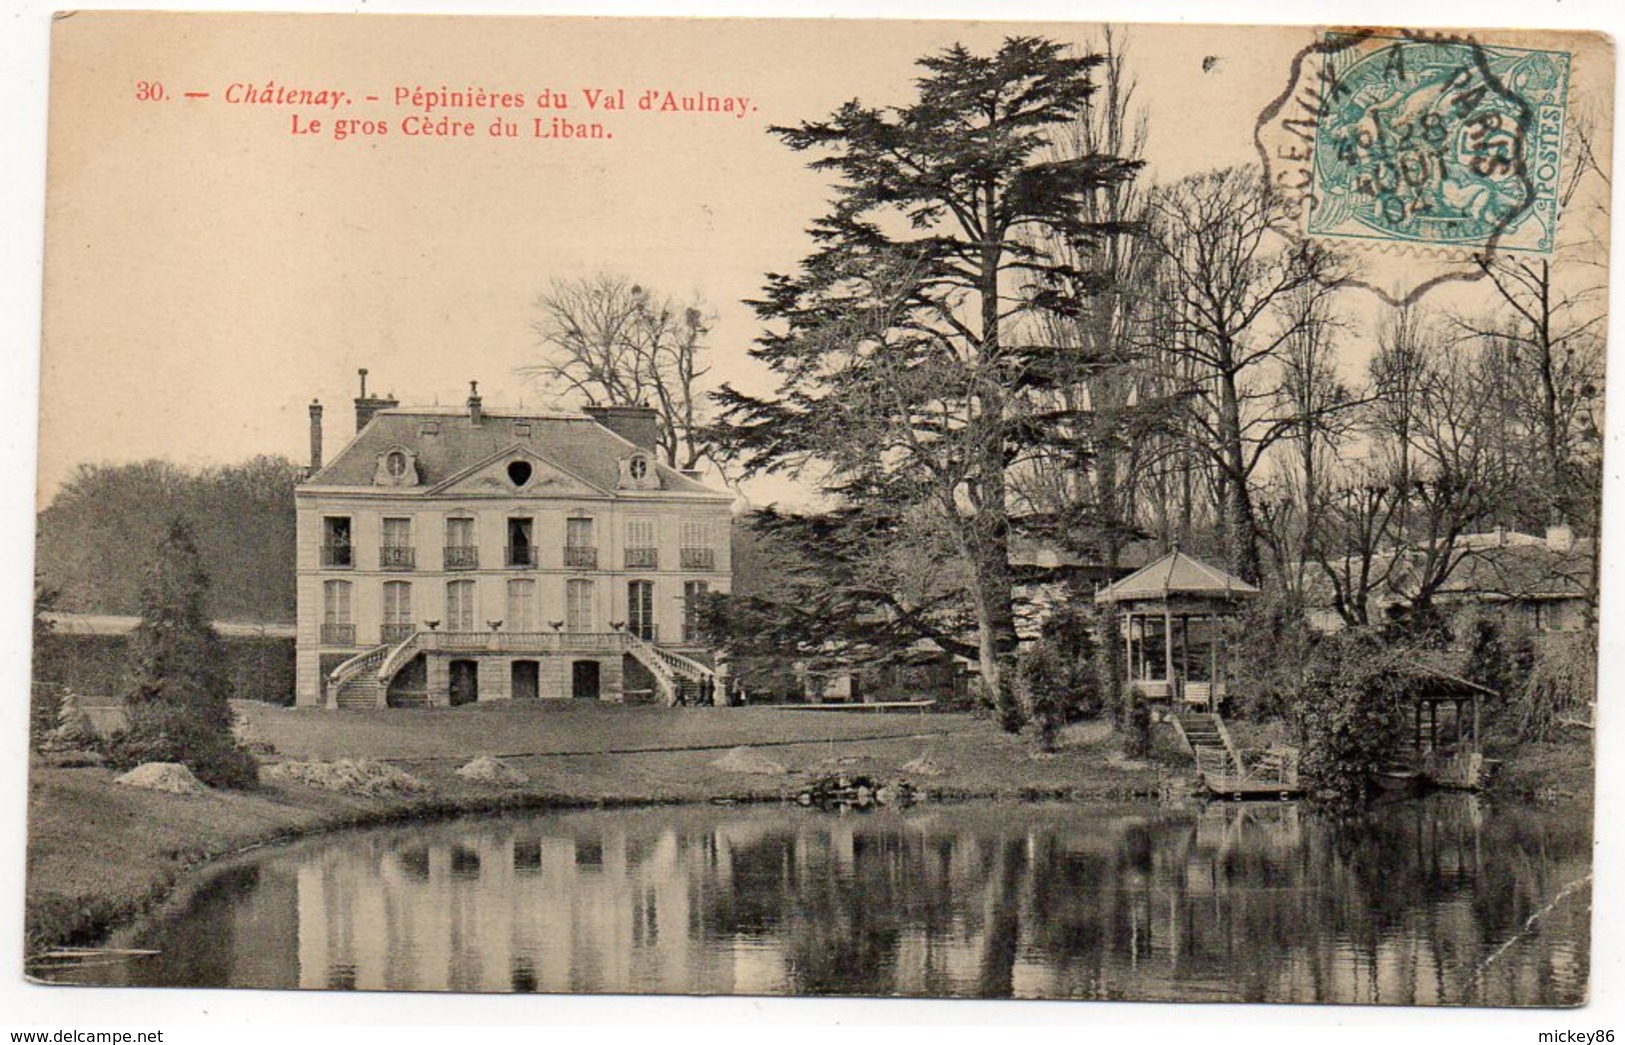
1307,32,1570,254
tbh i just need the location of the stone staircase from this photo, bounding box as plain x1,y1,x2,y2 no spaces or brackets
625,633,715,706
1175,711,1242,777
327,644,390,710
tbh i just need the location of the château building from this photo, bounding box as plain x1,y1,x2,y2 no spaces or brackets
295,371,731,708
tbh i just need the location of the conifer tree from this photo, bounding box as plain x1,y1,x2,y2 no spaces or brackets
715,37,1138,728
111,519,257,788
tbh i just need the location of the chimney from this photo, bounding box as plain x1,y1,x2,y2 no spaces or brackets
1546,524,1575,552
584,403,660,452
467,380,483,426
353,367,400,432
308,399,323,472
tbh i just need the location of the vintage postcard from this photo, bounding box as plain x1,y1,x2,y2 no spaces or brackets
23,11,1610,1008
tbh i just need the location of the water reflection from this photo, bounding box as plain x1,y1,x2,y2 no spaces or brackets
56,796,1589,1004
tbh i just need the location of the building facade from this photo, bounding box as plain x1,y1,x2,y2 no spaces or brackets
295,373,732,708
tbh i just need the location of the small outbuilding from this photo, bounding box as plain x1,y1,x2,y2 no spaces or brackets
1094,550,1259,711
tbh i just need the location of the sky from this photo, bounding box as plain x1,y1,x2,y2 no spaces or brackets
33,14,1445,508
7,0,1625,1034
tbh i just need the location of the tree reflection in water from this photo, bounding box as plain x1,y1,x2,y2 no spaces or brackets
61,795,1589,1005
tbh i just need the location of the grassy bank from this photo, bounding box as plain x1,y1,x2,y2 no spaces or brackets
27,703,1172,954
28,702,1591,956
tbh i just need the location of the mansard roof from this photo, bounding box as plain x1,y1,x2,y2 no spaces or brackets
301,407,722,497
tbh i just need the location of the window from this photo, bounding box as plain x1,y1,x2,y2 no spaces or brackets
565,516,596,568
566,579,594,632
628,456,648,481
322,580,354,645
627,580,655,641
322,517,353,567
680,519,714,570
683,580,709,642
385,450,409,479
381,517,414,569
323,580,353,622
383,581,413,643
626,517,657,568
445,517,477,570
507,579,538,633
507,517,535,567
446,579,476,632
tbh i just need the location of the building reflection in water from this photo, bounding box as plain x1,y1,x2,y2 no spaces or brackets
86,796,1589,1004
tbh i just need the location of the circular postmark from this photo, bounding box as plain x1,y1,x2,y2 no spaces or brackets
1256,29,1571,305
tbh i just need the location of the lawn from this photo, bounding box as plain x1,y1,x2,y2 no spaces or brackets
236,700,980,762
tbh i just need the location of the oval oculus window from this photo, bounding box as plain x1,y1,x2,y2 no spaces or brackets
628,456,649,481
507,460,533,487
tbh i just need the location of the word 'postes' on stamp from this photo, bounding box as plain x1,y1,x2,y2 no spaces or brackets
1308,33,1569,255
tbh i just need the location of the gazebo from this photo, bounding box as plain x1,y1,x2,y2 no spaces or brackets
1094,550,1260,711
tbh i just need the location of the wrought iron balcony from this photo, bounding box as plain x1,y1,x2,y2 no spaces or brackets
625,547,659,569
381,623,416,644
321,622,357,646
379,546,416,570
418,630,627,654
563,546,598,568
507,545,539,568
680,547,716,570
443,545,478,570
321,543,354,568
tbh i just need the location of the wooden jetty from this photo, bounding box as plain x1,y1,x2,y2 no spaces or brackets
1172,710,1304,800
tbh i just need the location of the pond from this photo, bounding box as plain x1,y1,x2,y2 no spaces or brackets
38,796,1590,1005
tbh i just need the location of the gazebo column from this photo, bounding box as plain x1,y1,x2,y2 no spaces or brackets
1164,607,1174,703
1124,613,1135,690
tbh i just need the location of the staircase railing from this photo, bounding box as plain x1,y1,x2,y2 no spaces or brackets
1212,714,1243,775
624,632,713,706
376,630,426,684
326,644,390,708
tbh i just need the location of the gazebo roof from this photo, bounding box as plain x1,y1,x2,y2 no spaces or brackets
1094,550,1261,604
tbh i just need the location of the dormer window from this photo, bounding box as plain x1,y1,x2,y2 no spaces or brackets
372,445,420,487
618,452,658,490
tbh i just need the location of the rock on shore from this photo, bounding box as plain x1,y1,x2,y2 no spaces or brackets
455,756,529,785
264,759,427,796
114,762,208,796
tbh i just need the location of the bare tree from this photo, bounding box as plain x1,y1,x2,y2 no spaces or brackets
521,272,714,470
1147,165,1344,583
1263,282,1356,594
1453,106,1608,533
